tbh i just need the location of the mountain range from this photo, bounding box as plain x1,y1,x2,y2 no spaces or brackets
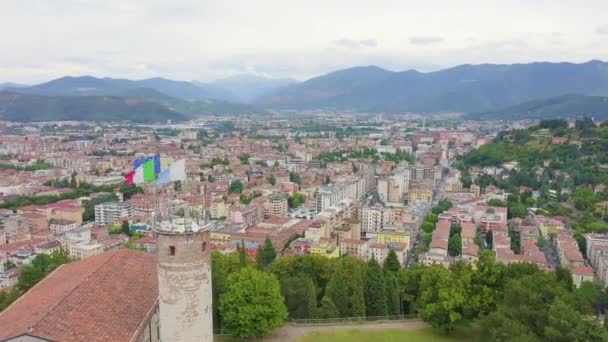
469,94,608,121
256,60,608,114
2,60,608,122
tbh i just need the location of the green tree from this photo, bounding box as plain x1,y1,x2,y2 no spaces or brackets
383,249,401,272
0,289,20,312
211,252,242,330
229,180,244,194
219,267,288,338
281,273,317,319
314,296,339,319
448,233,462,256
289,172,302,185
487,198,506,207
70,172,77,188
365,258,388,317
288,193,306,208
121,220,131,236
422,221,435,234
267,174,276,186
257,237,277,268
417,266,466,332
327,256,366,317
385,271,401,315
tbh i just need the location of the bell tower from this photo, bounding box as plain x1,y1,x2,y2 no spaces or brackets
156,218,213,342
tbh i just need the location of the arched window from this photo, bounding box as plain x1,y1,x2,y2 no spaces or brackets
169,246,176,256
202,242,207,252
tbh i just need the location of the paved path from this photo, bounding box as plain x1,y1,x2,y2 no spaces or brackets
264,320,429,341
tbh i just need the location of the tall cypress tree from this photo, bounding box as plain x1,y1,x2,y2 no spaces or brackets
365,257,388,317
281,273,317,319
385,271,401,315
327,257,366,317
383,249,401,272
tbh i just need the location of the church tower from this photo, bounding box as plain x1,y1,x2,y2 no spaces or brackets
156,218,213,342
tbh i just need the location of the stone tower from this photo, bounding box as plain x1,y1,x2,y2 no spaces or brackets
156,218,213,342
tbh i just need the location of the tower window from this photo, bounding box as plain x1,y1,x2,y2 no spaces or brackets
202,242,207,252
169,246,176,256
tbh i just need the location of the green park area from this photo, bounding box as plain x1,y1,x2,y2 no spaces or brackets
296,327,480,342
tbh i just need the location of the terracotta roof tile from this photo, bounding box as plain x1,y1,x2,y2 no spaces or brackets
0,249,158,342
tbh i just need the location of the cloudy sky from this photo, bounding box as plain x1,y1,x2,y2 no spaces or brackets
2,0,608,83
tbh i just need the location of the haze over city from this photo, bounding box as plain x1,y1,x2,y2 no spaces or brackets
2,0,608,83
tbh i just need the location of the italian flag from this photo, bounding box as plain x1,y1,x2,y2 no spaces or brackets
127,159,156,184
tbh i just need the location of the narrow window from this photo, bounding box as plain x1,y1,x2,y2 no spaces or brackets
202,242,207,252
169,246,176,256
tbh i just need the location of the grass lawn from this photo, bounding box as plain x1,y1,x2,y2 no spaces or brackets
296,327,480,342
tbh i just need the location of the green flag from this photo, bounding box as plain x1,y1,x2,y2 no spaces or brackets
143,159,155,182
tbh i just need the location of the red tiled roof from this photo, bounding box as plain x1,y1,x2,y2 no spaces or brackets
571,265,594,277
0,249,158,342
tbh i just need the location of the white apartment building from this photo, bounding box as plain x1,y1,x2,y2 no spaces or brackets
94,202,133,226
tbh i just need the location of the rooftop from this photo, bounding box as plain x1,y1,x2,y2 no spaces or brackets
0,249,158,342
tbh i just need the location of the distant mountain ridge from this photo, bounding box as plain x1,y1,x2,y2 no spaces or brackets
468,94,608,121
0,92,188,123
6,76,232,101
256,60,608,114
205,74,296,103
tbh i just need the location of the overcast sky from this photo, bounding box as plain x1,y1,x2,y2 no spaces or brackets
2,0,608,83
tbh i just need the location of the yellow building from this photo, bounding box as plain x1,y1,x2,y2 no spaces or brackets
408,189,433,203
310,239,339,258
210,232,231,246
378,225,410,246
535,217,565,237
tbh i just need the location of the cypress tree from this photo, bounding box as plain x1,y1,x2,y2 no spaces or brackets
327,257,366,317
385,271,401,315
383,249,401,272
281,273,317,319
365,257,388,317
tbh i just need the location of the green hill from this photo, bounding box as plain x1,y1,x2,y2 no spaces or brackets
0,92,188,123
469,94,608,120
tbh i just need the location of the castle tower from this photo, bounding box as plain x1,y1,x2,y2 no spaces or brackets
156,218,213,342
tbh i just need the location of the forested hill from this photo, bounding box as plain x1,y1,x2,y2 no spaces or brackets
455,118,608,250
469,94,608,121
257,60,608,113
0,92,188,123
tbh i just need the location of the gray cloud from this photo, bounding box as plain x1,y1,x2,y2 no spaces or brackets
597,26,608,35
332,38,378,49
409,36,444,45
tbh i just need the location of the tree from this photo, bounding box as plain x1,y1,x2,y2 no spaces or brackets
281,273,317,319
487,198,506,207
267,174,276,186
417,266,466,332
219,267,288,338
288,193,306,208
314,296,339,319
0,289,20,312
229,180,244,194
385,271,401,315
257,237,277,268
365,258,388,317
327,257,366,317
448,233,462,256
70,172,77,188
17,250,70,292
211,252,242,329
422,221,435,234
383,250,401,272
121,220,131,236
289,172,302,185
